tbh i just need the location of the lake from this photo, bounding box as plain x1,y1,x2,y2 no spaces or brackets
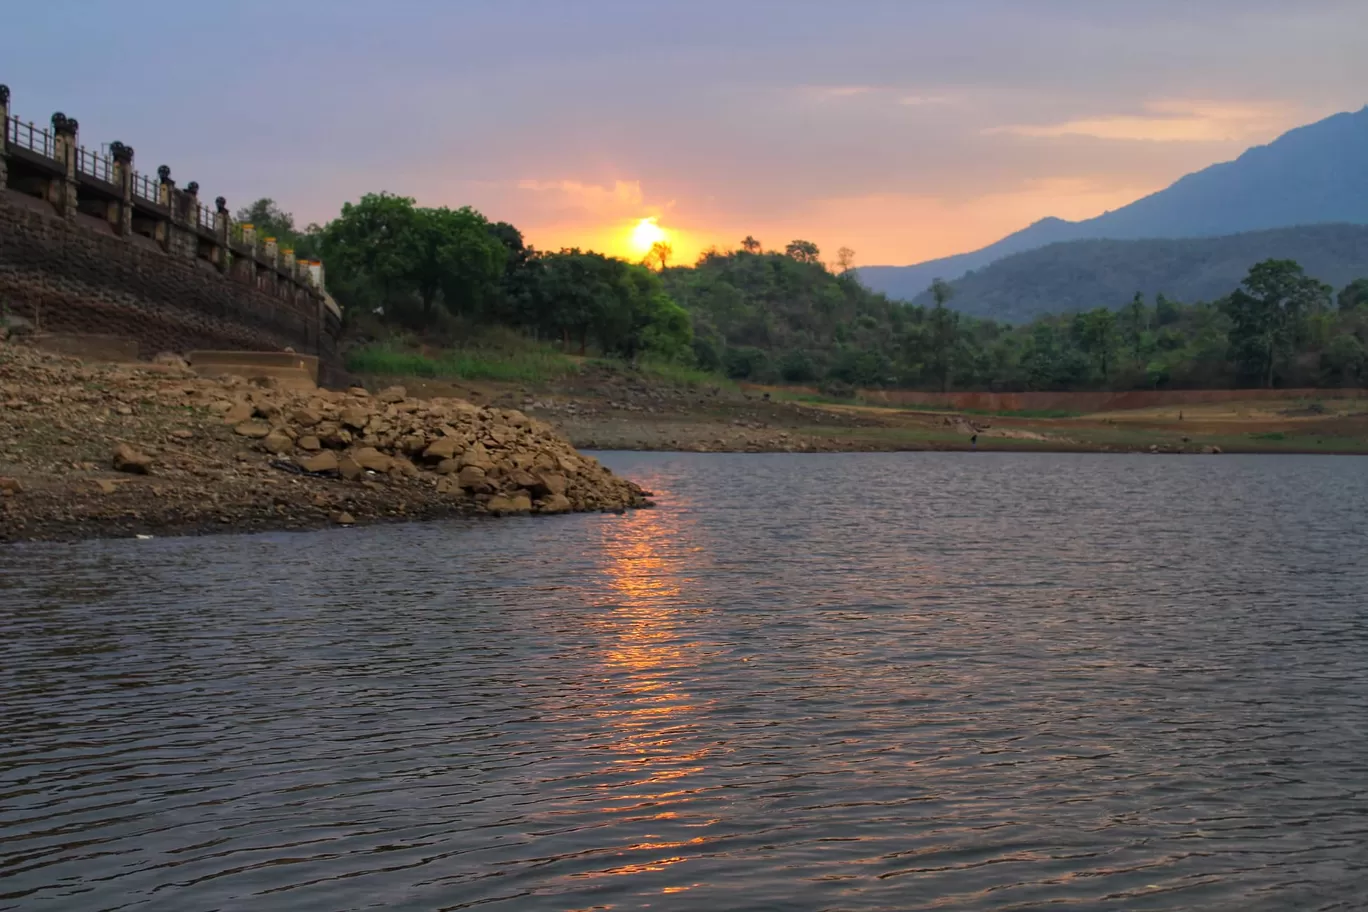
3,452,1367,911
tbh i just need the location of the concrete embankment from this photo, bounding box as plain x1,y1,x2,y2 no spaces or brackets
0,341,649,543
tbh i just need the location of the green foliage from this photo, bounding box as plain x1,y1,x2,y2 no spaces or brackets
263,188,1368,395
1221,259,1332,387
345,342,579,382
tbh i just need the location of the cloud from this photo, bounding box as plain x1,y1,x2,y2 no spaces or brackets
986,99,1297,143
897,94,956,107
800,85,878,102
514,179,650,219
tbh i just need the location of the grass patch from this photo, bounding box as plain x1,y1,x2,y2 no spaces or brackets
346,343,580,383
768,390,862,406
638,359,734,390
1250,431,1288,441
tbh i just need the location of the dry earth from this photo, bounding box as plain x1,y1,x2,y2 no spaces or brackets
0,342,649,543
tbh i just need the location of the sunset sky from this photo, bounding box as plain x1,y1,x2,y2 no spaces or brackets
7,1,1366,266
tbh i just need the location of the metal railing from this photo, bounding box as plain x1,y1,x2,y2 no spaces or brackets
6,115,56,159
75,145,114,184
131,170,160,203
196,202,217,231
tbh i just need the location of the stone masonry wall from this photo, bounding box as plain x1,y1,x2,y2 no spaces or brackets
0,193,328,359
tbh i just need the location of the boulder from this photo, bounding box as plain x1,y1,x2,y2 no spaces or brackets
338,454,363,481
318,425,352,449
460,442,495,471
0,476,22,494
223,401,254,425
389,456,420,479
352,446,392,473
297,435,322,452
262,430,294,455
170,428,194,440
153,352,189,369
423,436,459,461
332,511,356,526
299,450,339,474
536,493,573,514
398,433,427,455
435,458,461,475
457,465,486,488
486,493,532,515
509,468,540,490
377,386,407,404
340,406,370,430
233,420,272,438
292,407,323,427
112,443,153,474
535,472,568,497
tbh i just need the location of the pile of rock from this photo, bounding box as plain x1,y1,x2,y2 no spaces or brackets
1,339,651,541
208,382,647,515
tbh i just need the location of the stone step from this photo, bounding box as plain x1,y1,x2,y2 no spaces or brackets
188,350,319,390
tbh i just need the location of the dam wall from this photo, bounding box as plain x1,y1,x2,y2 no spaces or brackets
0,84,342,371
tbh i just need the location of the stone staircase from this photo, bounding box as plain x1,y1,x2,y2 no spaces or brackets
187,350,319,390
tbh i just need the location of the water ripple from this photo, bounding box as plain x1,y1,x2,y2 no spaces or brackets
2,453,1367,910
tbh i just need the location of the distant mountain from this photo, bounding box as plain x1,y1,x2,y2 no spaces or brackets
857,105,1368,301
907,224,1368,323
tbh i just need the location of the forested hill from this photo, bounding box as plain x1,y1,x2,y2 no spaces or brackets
914,224,1368,323
858,104,1368,299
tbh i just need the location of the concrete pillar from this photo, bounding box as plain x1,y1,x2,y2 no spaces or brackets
0,85,10,188
152,164,173,250
262,238,279,295
213,196,230,274
108,141,134,235
50,112,80,220
180,181,201,259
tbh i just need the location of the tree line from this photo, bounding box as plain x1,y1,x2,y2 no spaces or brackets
238,196,1368,391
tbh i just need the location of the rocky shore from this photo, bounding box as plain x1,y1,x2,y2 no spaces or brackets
0,342,649,543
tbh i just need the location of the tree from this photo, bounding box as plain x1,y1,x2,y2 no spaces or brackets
929,278,957,392
234,198,295,242
1339,278,1368,311
835,247,856,273
741,236,761,254
411,206,507,319
646,240,673,271
1074,308,1119,383
1321,333,1366,386
1119,292,1150,363
1221,259,1331,388
320,192,422,319
785,239,821,264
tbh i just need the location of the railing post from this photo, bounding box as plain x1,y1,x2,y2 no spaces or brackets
50,112,80,220
108,141,134,235
0,85,10,189
213,195,231,274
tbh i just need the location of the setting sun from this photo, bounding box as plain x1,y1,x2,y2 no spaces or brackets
629,217,668,254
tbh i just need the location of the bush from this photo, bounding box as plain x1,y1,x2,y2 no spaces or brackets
779,349,820,383
723,346,771,381
818,378,856,399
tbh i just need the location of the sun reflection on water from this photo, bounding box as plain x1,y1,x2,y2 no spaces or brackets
583,500,717,882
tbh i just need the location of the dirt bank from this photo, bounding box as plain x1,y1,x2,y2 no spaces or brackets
0,342,649,543
367,363,1368,457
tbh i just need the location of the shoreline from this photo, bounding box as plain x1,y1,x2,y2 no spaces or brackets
6,343,1367,544
0,342,650,545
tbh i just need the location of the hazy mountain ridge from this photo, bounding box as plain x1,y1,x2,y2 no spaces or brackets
857,105,1368,302
907,223,1368,322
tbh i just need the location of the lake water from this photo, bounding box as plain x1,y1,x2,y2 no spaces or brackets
3,452,1368,911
